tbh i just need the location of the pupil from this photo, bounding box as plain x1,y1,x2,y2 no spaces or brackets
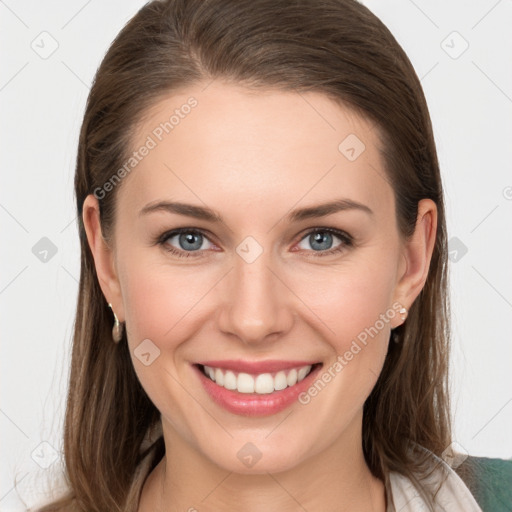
312,232,331,250
181,232,201,251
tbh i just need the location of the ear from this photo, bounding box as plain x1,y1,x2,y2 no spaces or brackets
391,198,437,327
82,194,124,321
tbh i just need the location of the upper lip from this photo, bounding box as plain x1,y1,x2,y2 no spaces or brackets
195,360,319,374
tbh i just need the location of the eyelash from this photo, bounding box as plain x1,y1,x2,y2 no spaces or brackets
155,227,354,259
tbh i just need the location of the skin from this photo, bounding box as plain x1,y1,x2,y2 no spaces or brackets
83,80,437,512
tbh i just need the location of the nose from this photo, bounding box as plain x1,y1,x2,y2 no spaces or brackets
217,249,294,345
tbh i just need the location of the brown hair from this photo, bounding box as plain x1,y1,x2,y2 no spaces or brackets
36,0,453,510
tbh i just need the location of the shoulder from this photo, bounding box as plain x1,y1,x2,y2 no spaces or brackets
456,455,512,512
387,447,483,511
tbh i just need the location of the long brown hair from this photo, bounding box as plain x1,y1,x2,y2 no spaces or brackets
37,0,452,510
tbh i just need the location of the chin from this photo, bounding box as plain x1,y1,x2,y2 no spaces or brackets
200,437,309,475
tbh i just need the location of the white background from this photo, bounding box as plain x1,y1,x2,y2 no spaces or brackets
1,0,511,509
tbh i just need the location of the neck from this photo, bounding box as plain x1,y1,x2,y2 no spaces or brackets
138,417,386,512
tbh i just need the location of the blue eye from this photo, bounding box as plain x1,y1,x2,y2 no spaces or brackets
297,229,347,253
156,227,353,259
292,228,354,258
159,229,213,257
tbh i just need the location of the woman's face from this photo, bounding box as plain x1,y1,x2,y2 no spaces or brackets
86,81,434,475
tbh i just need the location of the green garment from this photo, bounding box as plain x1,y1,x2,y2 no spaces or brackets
456,455,512,512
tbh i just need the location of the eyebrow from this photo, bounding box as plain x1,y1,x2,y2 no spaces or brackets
139,198,374,223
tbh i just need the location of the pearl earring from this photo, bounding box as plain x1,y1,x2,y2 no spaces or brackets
391,306,408,343
108,303,123,343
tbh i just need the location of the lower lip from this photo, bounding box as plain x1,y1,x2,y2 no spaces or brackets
193,364,322,417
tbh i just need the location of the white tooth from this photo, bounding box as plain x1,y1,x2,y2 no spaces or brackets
237,373,255,393
274,371,288,391
297,365,312,382
254,373,274,394
215,368,224,386
287,368,298,386
223,370,237,390
205,365,215,381
208,366,313,393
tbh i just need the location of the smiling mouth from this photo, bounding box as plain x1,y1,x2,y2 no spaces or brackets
196,363,322,395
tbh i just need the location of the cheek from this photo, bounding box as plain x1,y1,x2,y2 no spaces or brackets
119,255,216,343
118,258,214,438
291,254,398,352
291,264,396,443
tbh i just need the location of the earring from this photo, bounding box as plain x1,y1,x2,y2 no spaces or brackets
108,303,123,343
391,305,408,343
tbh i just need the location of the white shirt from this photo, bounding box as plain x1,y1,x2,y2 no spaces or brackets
386,450,483,511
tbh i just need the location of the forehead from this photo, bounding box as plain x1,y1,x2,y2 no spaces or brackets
120,81,393,221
